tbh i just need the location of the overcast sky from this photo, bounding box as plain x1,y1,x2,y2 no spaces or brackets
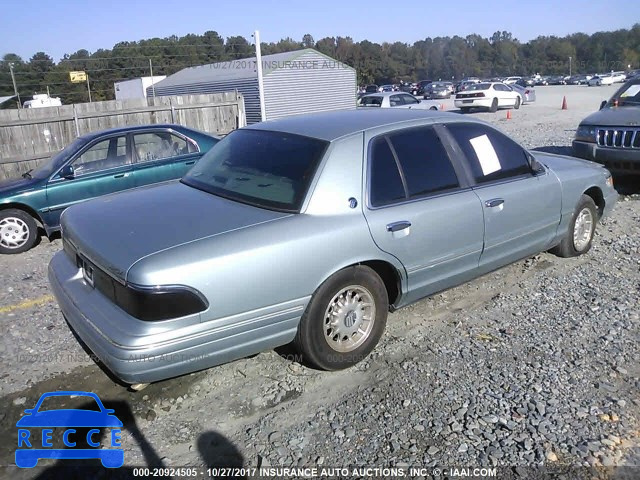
2,0,638,62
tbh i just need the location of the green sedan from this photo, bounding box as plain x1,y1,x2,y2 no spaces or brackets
0,124,219,254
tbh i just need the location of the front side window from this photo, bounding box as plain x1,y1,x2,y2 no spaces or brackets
134,132,188,163
72,136,128,176
446,123,532,183
182,129,328,212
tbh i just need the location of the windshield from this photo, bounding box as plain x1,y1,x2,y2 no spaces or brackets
29,138,85,179
359,96,383,107
612,82,640,105
181,129,328,212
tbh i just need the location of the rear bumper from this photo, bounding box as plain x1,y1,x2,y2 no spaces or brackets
48,250,302,384
572,141,640,174
455,98,493,109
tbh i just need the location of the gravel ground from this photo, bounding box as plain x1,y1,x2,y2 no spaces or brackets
0,85,638,479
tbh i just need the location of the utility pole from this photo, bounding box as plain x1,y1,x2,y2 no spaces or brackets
9,63,21,108
86,74,92,102
253,30,266,122
569,56,572,76
149,58,156,98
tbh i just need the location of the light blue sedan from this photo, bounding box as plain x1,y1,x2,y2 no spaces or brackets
48,109,617,385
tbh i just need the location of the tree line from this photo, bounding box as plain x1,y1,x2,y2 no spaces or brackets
1,25,638,106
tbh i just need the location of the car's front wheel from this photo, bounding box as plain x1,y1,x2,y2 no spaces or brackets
0,209,38,254
294,265,388,370
550,194,598,258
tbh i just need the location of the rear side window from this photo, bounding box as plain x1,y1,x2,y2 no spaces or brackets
388,127,459,198
369,126,459,207
446,123,532,183
369,137,405,207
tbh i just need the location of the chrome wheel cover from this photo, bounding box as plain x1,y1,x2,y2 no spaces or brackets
0,217,29,249
323,285,375,353
573,207,594,252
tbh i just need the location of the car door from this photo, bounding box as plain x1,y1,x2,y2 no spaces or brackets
443,122,562,272
131,130,201,186
363,125,485,304
44,134,134,227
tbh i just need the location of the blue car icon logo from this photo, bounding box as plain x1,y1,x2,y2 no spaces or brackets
16,391,123,468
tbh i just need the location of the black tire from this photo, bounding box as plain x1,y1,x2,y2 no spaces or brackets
514,96,521,109
489,98,498,112
294,265,388,370
550,195,598,258
0,209,38,254
429,106,438,111
460,107,471,113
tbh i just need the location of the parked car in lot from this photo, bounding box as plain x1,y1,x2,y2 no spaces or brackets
49,109,617,384
357,92,442,110
503,76,522,85
364,84,379,93
548,76,567,85
573,76,640,174
0,124,219,254
588,74,615,86
510,83,536,104
455,82,522,112
423,82,452,99
455,79,481,93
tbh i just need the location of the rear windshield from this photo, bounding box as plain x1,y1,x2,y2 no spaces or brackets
182,129,328,212
467,83,490,91
359,96,383,107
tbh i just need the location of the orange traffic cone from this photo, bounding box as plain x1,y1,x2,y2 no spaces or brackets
561,96,568,110
506,110,512,120
441,103,445,110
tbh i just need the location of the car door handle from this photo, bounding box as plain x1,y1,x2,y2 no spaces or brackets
113,173,129,179
184,160,196,165
485,198,504,208
386,221,411,232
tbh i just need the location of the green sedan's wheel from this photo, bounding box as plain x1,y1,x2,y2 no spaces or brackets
550,194,598,258
294,265,388,370
0,209,38,254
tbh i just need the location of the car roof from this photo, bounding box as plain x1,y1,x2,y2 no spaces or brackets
245,109,475,142
78,123,204,141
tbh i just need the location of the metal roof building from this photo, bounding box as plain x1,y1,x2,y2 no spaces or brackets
148,49,357,124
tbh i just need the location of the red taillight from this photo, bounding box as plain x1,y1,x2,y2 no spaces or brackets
525,89,530,94
478,92,485,97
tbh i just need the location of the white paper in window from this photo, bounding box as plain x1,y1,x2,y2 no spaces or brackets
469,134,501,176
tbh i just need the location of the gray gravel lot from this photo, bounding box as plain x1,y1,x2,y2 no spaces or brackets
0,85,638,478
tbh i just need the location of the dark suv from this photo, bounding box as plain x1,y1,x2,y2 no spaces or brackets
572,77,640,174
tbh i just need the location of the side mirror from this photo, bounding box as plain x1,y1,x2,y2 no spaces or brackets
59,164,75,179
599,100,607,110
529,155,545,174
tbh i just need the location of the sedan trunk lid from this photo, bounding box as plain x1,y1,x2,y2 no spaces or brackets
61,181,290,282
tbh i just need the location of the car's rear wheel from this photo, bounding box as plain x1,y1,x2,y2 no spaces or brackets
514,96,521,109
489,98,498,112
294,265,388,370
550,194,598,258
429,106,438,110
0,209,38,254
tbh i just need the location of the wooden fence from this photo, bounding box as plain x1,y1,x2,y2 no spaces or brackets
0,92,246,180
